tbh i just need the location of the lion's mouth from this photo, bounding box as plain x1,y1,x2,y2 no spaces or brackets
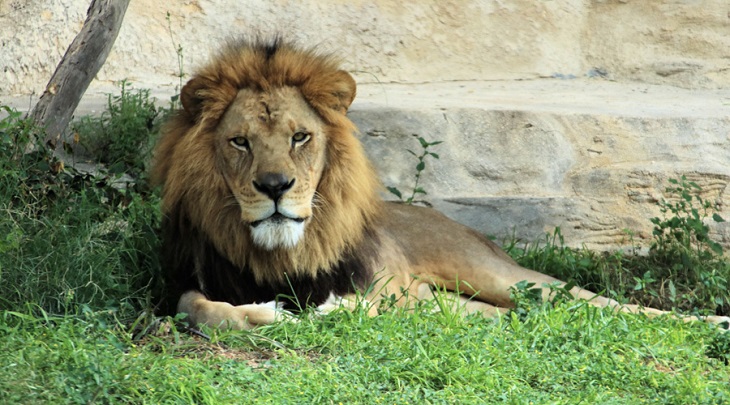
248,212,308,250
250,212,306,228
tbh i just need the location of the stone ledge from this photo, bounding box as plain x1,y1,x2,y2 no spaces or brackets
3,78,730,118
353,79,730,118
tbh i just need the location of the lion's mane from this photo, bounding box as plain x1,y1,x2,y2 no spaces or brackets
152,39,383,310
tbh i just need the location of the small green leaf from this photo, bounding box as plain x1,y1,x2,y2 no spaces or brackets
108,162,126,174
386,186,402,199
709,241,724,255
418,137,428,148
429,152,440,159
416,161,425,171
713,213,725,223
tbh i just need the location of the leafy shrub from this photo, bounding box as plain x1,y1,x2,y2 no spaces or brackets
645,176,728,314
0,105,161,319
387,136,441,205
651,176,725,256
707,330,730,364
72,80,162,177
507,177,730,316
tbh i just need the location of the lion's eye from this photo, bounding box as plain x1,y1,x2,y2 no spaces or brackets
292,132,310,146
230,136,250,151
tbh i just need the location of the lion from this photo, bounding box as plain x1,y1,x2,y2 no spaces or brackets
151,38,729,330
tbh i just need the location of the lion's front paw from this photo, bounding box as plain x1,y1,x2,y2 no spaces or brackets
225,301,293,329
179,292,294,330
316,293,371,315
315,293,344,314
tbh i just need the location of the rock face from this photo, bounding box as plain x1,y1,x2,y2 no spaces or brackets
350,80,730,249
2,0,729,249
2,0,729,95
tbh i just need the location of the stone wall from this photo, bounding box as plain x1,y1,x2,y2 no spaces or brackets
351,80,730,249
2,0,729,96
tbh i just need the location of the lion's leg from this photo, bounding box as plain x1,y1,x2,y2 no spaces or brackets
443,263,730,327
611,303,730,325
524,277,729,326
314,284,511,318
416,283,508,317
429,259,642,313
431,260,612,309
315,293,379,316
178,291,290,330
449,262,650,313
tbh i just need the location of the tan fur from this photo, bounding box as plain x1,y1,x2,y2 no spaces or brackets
152,39,730,330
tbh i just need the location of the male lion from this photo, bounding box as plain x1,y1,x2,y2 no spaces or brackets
152,39,728,330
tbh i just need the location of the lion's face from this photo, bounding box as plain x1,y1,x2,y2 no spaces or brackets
154,41,383,278
215,87,328,250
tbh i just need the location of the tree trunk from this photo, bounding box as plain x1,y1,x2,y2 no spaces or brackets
31,0,131,150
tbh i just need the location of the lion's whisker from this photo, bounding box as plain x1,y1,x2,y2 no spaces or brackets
312,191,331,211
221,194,241,209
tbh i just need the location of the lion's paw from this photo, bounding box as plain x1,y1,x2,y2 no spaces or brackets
225,302,293,329
315,293,343,314
316,293,369,314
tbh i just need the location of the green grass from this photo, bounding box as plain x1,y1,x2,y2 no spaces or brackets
1,302,728,404
1,90,730,403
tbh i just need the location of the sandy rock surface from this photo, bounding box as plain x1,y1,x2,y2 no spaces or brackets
350,79,730,249
2,0,729,95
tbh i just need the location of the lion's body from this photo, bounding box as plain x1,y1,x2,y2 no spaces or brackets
152,39,728,329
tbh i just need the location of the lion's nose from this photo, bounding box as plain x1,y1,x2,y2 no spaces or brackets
253,173,295,201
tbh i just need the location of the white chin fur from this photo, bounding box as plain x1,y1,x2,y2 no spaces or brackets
250,219,305,250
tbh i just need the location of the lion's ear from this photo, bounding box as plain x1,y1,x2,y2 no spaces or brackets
331,70,357,113
180,76,214,120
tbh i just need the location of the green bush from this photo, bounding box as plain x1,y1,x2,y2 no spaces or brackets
507,177,729,316
72,80,162,177
0,105,161,319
